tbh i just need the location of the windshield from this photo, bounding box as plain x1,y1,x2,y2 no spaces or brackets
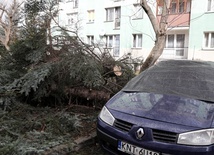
108,92,214,126
122,60,214,103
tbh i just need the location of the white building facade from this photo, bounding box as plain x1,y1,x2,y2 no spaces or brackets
56,0,214,62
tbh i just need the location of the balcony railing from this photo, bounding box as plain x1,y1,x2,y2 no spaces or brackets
160,47,188,59
157,13,190,27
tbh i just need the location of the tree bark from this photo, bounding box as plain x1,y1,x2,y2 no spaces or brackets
140,0,171,72
140,34,166,72
0,0,19,51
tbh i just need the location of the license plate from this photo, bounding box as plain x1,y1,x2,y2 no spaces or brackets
118,140,160,155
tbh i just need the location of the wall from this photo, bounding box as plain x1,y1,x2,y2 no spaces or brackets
72,0,156,60
188,0,214,61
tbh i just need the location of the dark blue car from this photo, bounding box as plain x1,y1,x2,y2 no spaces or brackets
97,60,214,155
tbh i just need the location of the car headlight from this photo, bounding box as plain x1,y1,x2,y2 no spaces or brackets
99,106,115,126
178,129,214,145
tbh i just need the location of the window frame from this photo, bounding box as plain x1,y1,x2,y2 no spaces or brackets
114,35,120,57
165,34,185,56
133,4,144,19
66,12,79,29
87,10,95,23
157,0,190,15
204,32,214,49
167,34,175,48
105,7,121,22
87,35,94,45
132,34,143,48
67,12,78,26
106,7,114,21
114,7,121,28
179,0,185,13
106,35,113,48
170,0,177,14
207,0,214,12
105,35,120,57
73,0,78,8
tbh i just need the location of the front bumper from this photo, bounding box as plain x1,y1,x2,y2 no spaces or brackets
97,127,122,155
97,117,214,155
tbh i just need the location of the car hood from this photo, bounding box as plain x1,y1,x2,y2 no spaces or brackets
107,92,214,128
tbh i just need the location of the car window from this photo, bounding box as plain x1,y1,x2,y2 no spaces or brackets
108,92,162,112
108,92,214,120
157,95,214,119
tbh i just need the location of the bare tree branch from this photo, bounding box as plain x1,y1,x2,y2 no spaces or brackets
140,0,159,35
0,0,21,51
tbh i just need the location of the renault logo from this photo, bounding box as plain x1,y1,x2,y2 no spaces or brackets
136,128,144,139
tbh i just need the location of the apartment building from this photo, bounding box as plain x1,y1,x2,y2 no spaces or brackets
158,0,191,60
57,0,214,62
58,0,155,61
188,0,214,61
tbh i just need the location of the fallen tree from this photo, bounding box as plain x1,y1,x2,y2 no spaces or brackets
0,0,135,108
0,33,135,108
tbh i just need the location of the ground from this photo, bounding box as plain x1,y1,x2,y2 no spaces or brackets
0,102,108,155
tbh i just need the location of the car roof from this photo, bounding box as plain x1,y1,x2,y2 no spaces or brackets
122,59,214,102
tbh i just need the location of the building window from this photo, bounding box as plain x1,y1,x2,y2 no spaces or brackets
176,34,185,48
114,35,120,57
186,0,191,12
106,8,114,21
67,13,78,25
165,34,185,56
170,0,177,13
179,0,185,13
106,35,120,57
207,0,214,11
133,4,144,19
167,35,175,48
176,34,185,56
106,7,121,27
88,10,95,23
157,0,163,14
133,34,142,48
87,35,94,45
115,7,121,28
106,35,113,47
73,0,78,8
204,32,214,48
157,0,190,15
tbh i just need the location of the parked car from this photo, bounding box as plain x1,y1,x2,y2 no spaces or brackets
97,60,214,155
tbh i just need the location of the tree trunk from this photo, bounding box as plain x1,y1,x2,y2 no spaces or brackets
4,28,11,51
140,34,166,72
47,18,52,50
4,43,10,51
0,0,20,51
139,0,171,72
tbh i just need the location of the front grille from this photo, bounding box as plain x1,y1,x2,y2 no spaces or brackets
113,119,133,132
152,129,178,143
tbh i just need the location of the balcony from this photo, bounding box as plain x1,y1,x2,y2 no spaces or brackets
156,0,191,27
160,47,188,59
157,13,190,27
